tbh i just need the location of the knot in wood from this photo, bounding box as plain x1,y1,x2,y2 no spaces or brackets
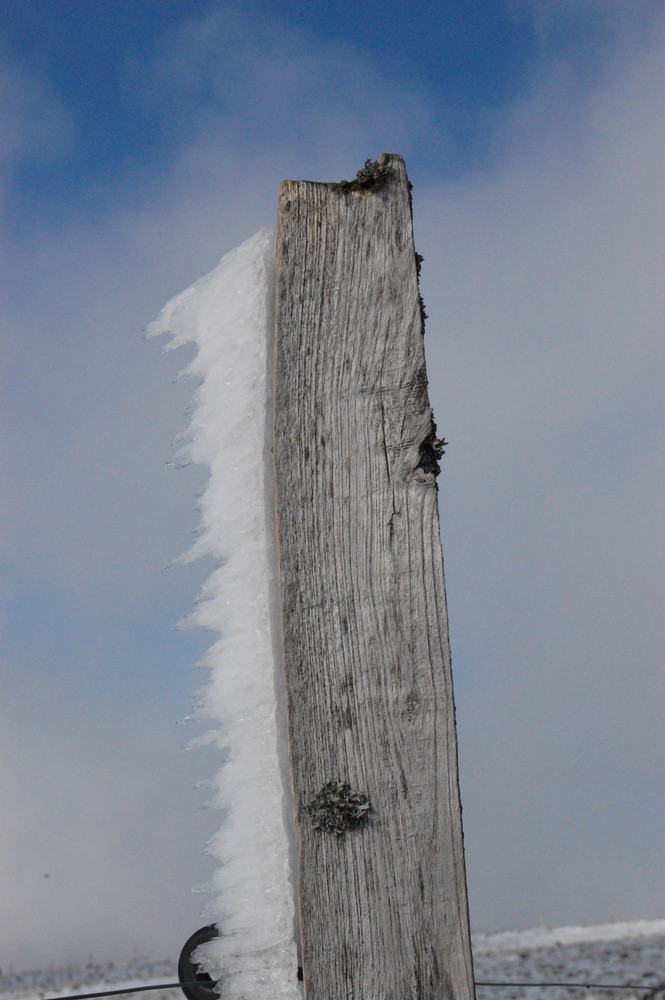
306,780,370,837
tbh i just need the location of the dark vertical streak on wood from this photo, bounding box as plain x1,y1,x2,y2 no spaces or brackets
274,154,475,1000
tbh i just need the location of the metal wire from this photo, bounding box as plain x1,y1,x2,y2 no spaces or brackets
477,984,664,994
10,984,200,1000
15,979,665,1000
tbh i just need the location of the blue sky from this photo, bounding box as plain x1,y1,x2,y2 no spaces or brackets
1,0,663,973
3,0,643,229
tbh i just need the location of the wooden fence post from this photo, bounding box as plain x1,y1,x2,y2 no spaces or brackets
273,153,475,1000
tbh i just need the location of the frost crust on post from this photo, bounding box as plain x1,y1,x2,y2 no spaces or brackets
148,227,299,999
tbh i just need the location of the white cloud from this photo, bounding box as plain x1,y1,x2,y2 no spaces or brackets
0,61,73,215
416,11,664,929
0,680,219,971
0,62,72,168
127,5,434,158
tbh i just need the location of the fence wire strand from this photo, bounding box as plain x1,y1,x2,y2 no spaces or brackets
10,979,664,1000
476,982,664,993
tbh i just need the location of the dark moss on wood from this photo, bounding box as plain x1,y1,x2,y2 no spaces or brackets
336,154,392,194
417,423,448,477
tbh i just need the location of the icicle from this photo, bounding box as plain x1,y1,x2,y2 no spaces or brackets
148,227,299,999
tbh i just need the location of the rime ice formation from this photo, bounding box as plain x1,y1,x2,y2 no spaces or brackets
148,227,299,999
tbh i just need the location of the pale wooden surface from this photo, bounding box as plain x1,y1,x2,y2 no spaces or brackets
273,154,475,1000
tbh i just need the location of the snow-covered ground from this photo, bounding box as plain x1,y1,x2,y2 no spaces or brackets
0,958,180,1000
473,919,665,1000
2,919,663,1000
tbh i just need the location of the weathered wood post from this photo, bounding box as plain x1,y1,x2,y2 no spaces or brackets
273,154,475,1000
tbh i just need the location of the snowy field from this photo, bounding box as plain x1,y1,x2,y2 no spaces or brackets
0,958,180,1000
473,919,665,1000
1,919,663,1000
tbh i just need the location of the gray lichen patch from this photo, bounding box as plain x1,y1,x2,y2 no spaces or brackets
306,780,371,837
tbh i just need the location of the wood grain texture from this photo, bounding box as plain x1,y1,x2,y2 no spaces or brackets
273,154,475,1000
